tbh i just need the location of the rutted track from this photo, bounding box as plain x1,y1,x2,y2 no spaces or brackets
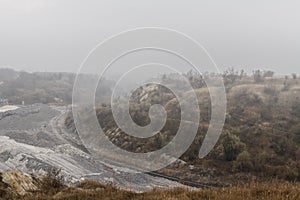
49,105,217,189
0,104,200,191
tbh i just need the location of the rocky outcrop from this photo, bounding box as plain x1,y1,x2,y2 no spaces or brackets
0,170,40,197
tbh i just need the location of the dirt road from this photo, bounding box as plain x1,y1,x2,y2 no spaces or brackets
0,104,185,191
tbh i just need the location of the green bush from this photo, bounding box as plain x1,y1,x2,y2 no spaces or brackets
233,151,253,172
222,132,246,161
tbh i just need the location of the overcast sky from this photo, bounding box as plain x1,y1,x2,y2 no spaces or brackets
0,0,299,75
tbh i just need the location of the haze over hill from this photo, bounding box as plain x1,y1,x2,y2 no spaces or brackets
1,1,300,199
1,68,300,190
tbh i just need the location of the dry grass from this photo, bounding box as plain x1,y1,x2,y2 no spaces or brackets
19,180,300,200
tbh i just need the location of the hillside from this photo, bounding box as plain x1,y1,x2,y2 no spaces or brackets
0,69,112,105
1,69,300,197
66,70,300,185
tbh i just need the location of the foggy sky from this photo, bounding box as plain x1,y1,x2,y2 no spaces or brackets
0,0,299,75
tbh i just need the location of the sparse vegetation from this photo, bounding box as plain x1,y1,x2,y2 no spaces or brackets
65,69,300,185
40,168,65,195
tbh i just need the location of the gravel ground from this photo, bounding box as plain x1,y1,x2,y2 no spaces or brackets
0,104,185,191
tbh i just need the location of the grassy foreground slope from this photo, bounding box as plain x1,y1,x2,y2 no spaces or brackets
1,170,300,200
13,180,300,200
